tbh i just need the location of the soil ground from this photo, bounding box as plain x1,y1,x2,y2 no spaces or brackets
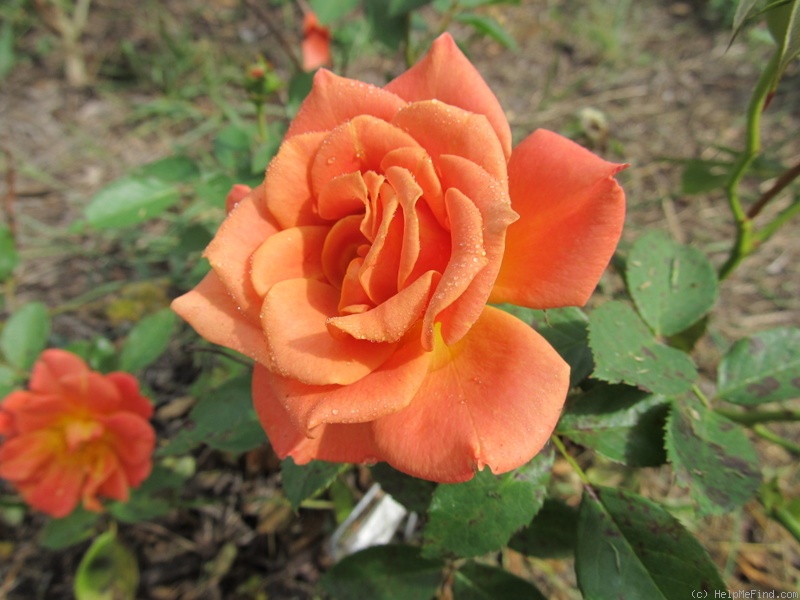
1,0,799,598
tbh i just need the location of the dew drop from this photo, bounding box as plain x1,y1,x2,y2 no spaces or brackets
326,156,337,165
331,408,339,416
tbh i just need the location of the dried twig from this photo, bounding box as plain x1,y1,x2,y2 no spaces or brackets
242,0,304,72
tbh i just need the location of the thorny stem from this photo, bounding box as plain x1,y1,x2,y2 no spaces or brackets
718,51,780,281
691,384,713,410
752,424,800,455
715,407,800,426
747,157,800,219
551,434,591,487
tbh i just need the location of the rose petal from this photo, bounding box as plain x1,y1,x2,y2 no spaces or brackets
261,279,396,385
392,101,508,186
225,183,252,214
491,129,627,308
106,372,154,419
58,371,121,414
29,349,88,395
310,116,420,198
433,154,518,346
318,171,368,221
205,186,279,315
251,226,329,297
171,271,271,365
6,395,64,433
0,432,55,481
358,186,403,305
264,132,327,228
328,270,439,343
287,70,407,138
385,33,512,159
17,460,84,518
266,330,430,432
421,188,488,350
372,306,569,482
253,364,383,464
321,215,369,288
380,147,445,230
101,413,156,468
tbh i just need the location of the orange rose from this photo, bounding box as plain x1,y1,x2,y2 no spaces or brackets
173,34,626,482
0,350,156,517
302,11,332,72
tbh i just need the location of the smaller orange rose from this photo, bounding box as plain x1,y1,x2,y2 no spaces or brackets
0,349,156,518
302,11,331,72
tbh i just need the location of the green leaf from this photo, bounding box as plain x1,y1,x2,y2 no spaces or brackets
370,463,437,513
509,498,578,558
453,561,546,600
85,156,199,229
364,0,409,50
0,364,16,397
766,0,800,85
74,530,139,600
281,458,348,511
86,178,180,229
680,159,731,194
588,301,698,395
495,305,593,386
130,155,199,184
422,449,553,559
213,125,253,176
733,0,765,37
454,13,518,49
107,464,189,523
287,70,315,116
64,336,118,373
0,301,51,371
576,486,727,599
717,327,800,405
119,308,177,372
557,384,669,467
388,0,433,16
40,508,100,550
627,230,718,337
666,396,761,515
309,0,360,23
0,224,18,281
158,375,266,455
321,545,444,600
195,172,235,207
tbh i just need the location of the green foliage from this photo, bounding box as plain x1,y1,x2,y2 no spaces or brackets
74,530,139,600
627,230,718,337
0,301,51,371
576,486,727,599
119,309,177,372
453,562,546,600
666,396,761,515
84,156,200,230
588,301,698,395
40,508,101,550
557,384,669,467
321,545,444,600
370,463,437,513
422,450,552,559
509,498,579,559
158,375,266,455
281,458,348,511
717,327,800,405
